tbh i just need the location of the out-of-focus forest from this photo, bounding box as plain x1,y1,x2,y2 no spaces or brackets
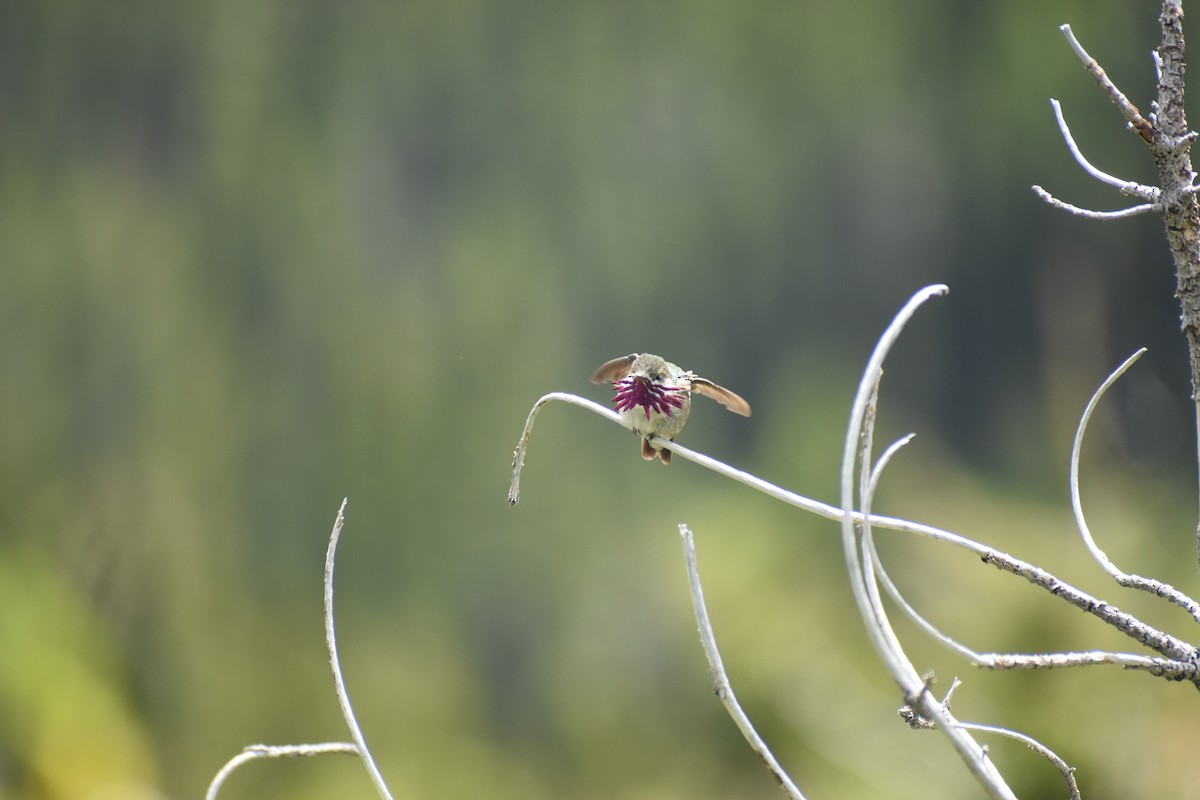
4,1,1200,798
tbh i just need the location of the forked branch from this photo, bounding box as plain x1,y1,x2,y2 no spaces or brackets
206,500,395,800
1036,4,1200,562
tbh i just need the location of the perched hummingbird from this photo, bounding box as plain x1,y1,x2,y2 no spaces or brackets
590,353,751,463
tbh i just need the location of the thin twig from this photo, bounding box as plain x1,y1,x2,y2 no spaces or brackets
869,527,981,664
956,723,1081,800
678,525,807,800
508,393,624,505
1070,349,1200,622
203,502,396,798
1059,23,1157,144
325,499,394,800
1032,185,1158,219
979,549,1193,663
856,431,918,658
856,385,922,693
978,651,1196,679
205,743,358,800
1032,96,1163,218
1048,98,1160,198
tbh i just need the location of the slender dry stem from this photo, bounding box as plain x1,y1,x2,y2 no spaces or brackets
956,724,1081,800
679,525,807,800
1070,349,1200,621
325,499,395,800
205,743,358,800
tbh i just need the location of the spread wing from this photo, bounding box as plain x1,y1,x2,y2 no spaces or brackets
690,377,752,416
590,354,638,384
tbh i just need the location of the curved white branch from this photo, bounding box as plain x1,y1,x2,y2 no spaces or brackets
325,500,395,800
838,285,1016,800
1070,350,1200,622
679,525,807,799
957,723,1080,800
868,527,983,664
206,743,358,800
1032,185,1158,219
505,390,1025,550
508,393,624,505
205,502,395,799
1049,98,1160,199
1071,350,1145,573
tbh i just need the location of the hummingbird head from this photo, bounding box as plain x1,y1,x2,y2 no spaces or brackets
592,354,687,421
628,353,670,379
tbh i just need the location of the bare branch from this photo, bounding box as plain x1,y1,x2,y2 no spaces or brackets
856,380,912,689
870,534,982,663
867,526,1196,679
978,651,1197,680
508,393,623,505
507,390,994,549
205,501,395,798
1150,1,1200,565
869,435,917,496
325,500,395,800
979,549,1194,662
1048,98,1160,198
678,525,807,800
1032,185,1158,219
1059,23,1157,144
957,723,1081,800
206,743,358,800
1050,5,1200,564
509,391,1195,667
1071,350,1200,622
838,285,1017,800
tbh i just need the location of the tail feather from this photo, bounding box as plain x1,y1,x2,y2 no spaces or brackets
642,437,672,463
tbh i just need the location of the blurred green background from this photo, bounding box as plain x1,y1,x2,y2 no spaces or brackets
4,0,1200,798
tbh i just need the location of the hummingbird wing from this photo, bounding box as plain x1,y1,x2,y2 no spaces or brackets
591,354,638,383
690,377,752,417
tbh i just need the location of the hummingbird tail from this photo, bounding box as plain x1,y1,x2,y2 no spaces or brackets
642,437,672,463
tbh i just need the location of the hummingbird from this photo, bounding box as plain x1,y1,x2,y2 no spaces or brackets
590,353,751,463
